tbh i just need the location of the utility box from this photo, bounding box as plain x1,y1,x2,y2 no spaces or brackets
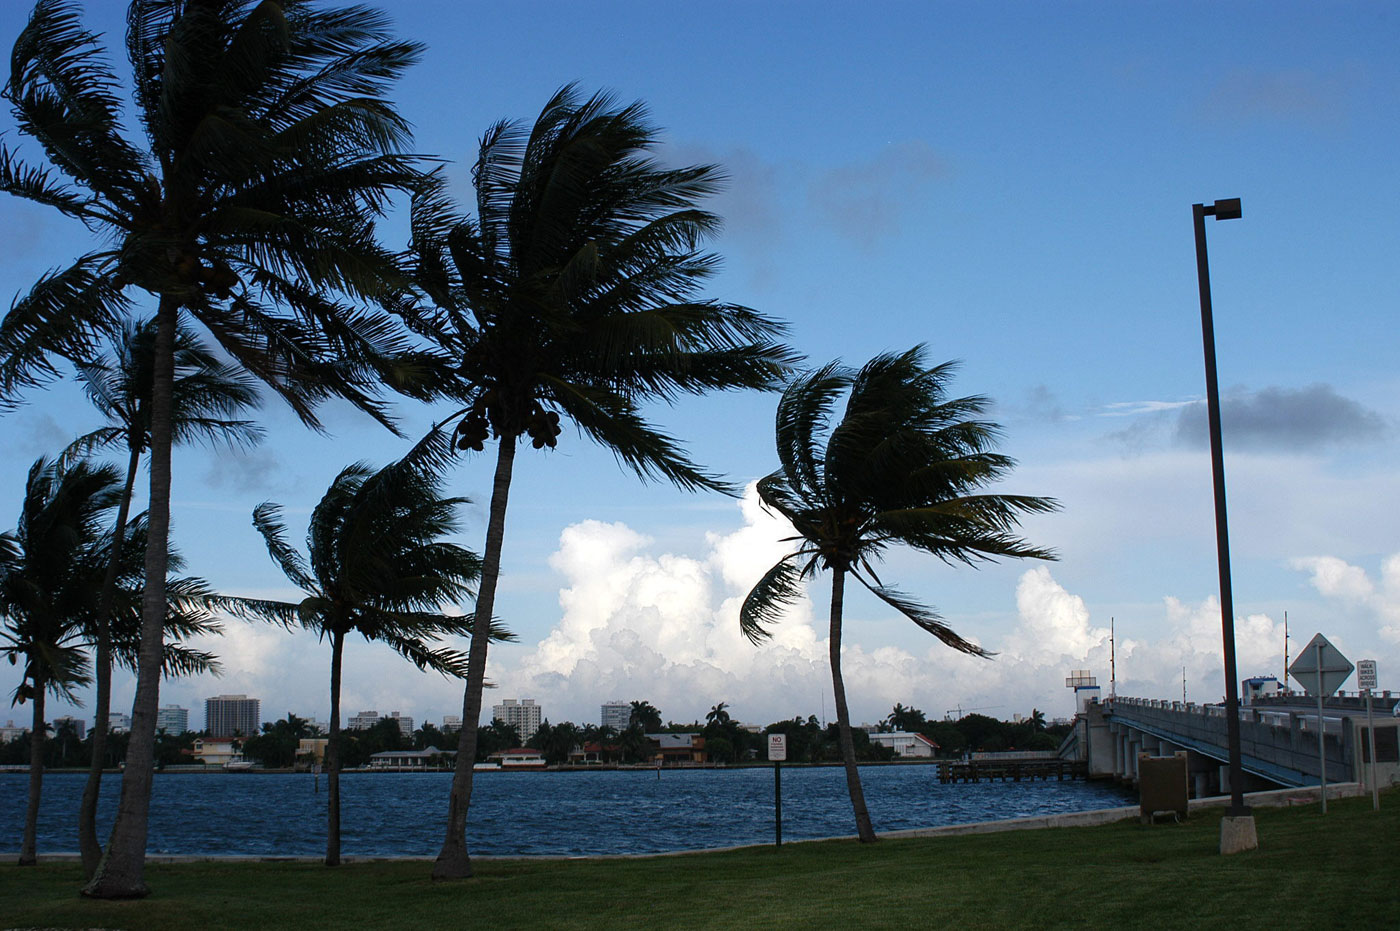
1138,751,1189,824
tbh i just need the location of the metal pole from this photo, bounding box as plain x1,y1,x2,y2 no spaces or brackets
774,761,783,846
1366,689,1379,811
1316,641,1328,814
1193,201,1248,818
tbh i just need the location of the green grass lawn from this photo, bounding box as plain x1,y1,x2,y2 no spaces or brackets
4,791,1396,930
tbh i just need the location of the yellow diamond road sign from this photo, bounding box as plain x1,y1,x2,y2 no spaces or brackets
1288,633,1354,697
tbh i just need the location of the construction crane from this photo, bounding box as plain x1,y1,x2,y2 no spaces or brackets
943,704,1003,721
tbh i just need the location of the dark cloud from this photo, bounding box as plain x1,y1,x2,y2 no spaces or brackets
807,141,951,250
14,413,73,458
203,448,287,495
656,142,785,289
1174,384,1386,451
1197,69,1347,128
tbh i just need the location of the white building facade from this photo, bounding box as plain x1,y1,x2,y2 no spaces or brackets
600,701,631,732
492,699,541,741
156,705,189,734
868,731,939,758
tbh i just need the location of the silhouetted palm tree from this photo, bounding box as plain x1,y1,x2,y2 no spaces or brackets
706,702,730,726
399,86,796,880
64,318,260,876
0,1,423,896
239,442,500,866
1,457,224,866
740,348,1057,842
0,458,115,865
628,700,663,732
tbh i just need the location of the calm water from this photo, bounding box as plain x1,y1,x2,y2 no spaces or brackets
2,766,1132,857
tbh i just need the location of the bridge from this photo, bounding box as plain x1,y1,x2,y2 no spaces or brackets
1063,693,1400,798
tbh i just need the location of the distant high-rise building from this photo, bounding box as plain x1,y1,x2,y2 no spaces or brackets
347,710,380,731
53,715,86,740
442,715,461,733
601,701,630,732
156,705,189,734
492,699,541,741
205,694,260,737
108,712,132,733
347,710,413,735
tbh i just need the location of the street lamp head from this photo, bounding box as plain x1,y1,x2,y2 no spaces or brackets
1212,197,1242,220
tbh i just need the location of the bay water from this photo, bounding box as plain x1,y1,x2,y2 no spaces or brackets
2,766,1132,857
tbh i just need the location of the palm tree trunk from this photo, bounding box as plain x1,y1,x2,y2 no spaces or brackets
19,676,46,866
829,568,877,843
326,629,344,866
79,442,142,877
434,434,516,880
84,296,178,899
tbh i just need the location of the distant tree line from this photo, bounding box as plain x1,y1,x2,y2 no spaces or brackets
0,702,1068,772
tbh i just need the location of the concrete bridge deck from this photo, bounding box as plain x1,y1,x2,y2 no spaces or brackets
1068,694,1399,798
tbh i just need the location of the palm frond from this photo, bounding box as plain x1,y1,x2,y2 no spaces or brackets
546,375,732,494
739,553,805,645
854,575,993,658
250,501,316,593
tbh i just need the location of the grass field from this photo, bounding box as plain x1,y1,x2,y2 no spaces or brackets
3,790,1395,930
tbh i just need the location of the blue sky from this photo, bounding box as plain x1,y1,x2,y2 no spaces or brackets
2,1,1397,733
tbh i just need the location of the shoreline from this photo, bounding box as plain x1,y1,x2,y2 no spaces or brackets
4,782,1358,863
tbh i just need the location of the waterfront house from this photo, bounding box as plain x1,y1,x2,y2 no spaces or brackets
367,747,454,770
192,737,243,766
868,731,939,758
647,733,707,765
488,747,547,770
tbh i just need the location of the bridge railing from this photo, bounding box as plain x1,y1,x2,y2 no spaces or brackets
1103,696,1354,782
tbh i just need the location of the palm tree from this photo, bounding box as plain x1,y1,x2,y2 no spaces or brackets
237,443,499,866
884,703,927,733
64,317,260,877
401,86,796,880
0,0,425,897
0,458,115,865
0,458,224,867
628,700,663,733
706,702,731,727
740,348,1057,842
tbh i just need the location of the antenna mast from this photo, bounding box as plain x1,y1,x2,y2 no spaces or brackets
1109,618,1116,699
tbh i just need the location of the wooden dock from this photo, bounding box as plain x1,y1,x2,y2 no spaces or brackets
936,759,1086,784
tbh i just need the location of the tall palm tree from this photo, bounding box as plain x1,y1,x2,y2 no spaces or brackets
740,348,1058,842
0,0,425,897
0,457,115,866
0,458,223,866
401,86,797,881
706,702,730,726
237,442,502,866
64,317,260,877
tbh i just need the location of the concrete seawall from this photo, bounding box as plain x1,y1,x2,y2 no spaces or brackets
874,782,1365,842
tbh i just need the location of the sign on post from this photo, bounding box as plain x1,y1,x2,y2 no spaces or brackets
1358,660,1380,811
1288,633,1353,696
768,734,787,847
1288,633,1353,813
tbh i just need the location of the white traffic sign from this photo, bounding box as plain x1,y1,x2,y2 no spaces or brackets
1357,659,1377,691
1288,633,1353,696
767,733,787,762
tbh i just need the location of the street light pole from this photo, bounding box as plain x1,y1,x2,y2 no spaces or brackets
1192,197,1257,854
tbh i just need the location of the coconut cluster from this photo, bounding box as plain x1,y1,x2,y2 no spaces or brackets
453,400,561,452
